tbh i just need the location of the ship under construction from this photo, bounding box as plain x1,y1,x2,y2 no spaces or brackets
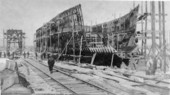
1,1,170,95
34,2,168,74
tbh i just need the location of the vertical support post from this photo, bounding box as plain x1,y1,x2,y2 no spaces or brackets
34,33,36,52
117,33,119,51
150,1,157,74
96,34,97,46
72,29,75,62
41,32,42,53
57,20,60,54
40,30,42,53
72,14,75,62
43,28,45,58
3,29,5,49
39,31,40,53
91,53,97,65
50,24,52,52
65,40,68,55
144,1,148,64
162,1,166,73
151,1,156,50
39,32,40,52
6,30,9,57
110,53,114,68
78,36,83,64
141,1,144,55
159,1,162,47
20,32,22,55
37,32,38,52
158,1,163,70
112,33,114,47
58,33,60,53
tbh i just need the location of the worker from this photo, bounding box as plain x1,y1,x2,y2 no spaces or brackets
27,52,30,58
23,52,26,58
7,52,10,58
4,52,6,58
48,55,55,74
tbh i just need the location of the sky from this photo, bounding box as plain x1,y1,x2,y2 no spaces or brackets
0,0,170,46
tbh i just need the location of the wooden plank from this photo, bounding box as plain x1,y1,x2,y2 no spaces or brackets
61,81,83,85
77,90,103,94
110,69,170,84
66,85,90,89
71,87,98,92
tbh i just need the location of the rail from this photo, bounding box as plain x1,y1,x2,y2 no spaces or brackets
25,59,116,95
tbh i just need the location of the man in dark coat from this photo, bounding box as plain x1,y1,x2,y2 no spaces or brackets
23,52,26,58
48,55,55,74
27,52,30,58
4,52,6,58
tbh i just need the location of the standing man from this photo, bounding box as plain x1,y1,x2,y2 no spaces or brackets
27,52,30,58
7,52,10,58
48,55,55,74
4,52,6,58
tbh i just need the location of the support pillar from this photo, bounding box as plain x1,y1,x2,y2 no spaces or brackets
91,53,97,65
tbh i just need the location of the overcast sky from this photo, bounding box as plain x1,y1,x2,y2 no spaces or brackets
0,0,170,46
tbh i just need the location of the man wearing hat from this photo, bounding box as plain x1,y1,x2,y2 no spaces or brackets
48,54,55,74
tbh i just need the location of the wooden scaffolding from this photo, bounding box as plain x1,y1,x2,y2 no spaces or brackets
138,1,168,74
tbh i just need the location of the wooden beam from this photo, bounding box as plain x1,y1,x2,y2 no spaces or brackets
78,36,83,64
162,1,167,73
110,53,114,68
91,53,97,65
158,1,163,71
151,1,156,50
150,1,157,75
159,1,162,47
141,1,144,55
57,36,73,60
72,15,75,62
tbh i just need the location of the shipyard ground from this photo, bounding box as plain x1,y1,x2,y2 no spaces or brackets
0,53,169,95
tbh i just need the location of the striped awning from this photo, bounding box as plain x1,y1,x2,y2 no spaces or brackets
89,46,117,53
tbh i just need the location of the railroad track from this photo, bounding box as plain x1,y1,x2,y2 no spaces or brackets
24,59,115,95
